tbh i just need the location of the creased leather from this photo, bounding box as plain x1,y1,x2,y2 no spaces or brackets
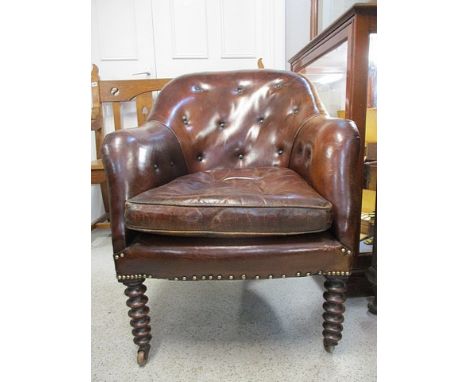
289,115,361,251
101,120,187,253
148,70,322,172
125,167,333,236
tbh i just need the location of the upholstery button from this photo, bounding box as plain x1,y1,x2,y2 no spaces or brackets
153,164,159,170
192,85,201,92
235,86,243,93
197,154,203,161
238,154,244,160
170,161,174,167
219,121,226,128
257,117,264,124
277,148,284,155
182,115,188,125
292,106,299,114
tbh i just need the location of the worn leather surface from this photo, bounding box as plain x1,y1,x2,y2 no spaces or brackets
117,231,352,279
289,115,361,251
148,70,321,172
125,167,333,236
102,70,362,280
102,120,187,253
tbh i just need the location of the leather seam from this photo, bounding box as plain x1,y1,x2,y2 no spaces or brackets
288,114,322,168
125,225,331,236
126,201,333,210
154,120,190,171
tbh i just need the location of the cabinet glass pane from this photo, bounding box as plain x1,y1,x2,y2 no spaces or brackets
298,41,348,118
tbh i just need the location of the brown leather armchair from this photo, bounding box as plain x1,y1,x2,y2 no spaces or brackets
102,70,361,366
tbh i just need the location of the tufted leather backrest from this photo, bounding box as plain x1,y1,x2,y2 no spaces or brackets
148,70,323,173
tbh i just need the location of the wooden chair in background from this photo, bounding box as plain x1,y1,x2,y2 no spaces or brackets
91,65,172,229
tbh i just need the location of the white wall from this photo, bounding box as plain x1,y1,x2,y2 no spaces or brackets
285,0,310,69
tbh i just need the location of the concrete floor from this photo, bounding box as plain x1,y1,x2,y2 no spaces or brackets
92,228,376,382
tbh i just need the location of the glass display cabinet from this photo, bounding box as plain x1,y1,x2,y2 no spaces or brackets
290,3,377,296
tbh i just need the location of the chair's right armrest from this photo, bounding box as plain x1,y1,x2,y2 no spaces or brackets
102,120,188,254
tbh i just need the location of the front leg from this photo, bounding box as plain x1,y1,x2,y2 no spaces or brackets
123,279,152,366
322,276,347,352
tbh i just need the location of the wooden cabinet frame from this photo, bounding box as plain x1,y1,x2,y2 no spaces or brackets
290,4,377,294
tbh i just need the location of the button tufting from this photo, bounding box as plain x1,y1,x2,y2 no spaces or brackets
235,86,243,93
238,153,244,160
292,106,299,114
196,154,203,162
218,121,226,128
169,161,175,167
182,115,188,125
153,164,159,170
257,117,265,124
277,148,284,155
192,85,202,92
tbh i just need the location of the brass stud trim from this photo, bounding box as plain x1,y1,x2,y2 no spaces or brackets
241,274,246,280
208,275,213,280
201,275,206,280
306,272,311,276
229,275,234,280
174,277,179,281
255,275,260,279
182,276,187,281
281,274,286,278
268,275,273,279
296,272,301,277
217,275,222,280
192,276,197,280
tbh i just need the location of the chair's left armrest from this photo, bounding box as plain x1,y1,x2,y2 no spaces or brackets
102,120,187,254
289,115,361,252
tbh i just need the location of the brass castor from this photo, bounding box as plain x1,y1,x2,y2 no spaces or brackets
324,342,335,353
137,348,149,366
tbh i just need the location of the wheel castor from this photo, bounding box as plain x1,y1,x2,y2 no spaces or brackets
137,348,149,366
324,342,335,353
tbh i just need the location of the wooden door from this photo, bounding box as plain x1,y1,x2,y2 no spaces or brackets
151,0,286,76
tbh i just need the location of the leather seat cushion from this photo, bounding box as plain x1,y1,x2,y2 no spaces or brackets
125,167,333,237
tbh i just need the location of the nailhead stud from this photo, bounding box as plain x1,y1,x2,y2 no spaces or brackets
241,274,246,280
192,276,197,280
217,275,222,280
296,272,301,277
208,275,213,280
347,250,352,255
229,275,234,280
255,275,260,279
306,272,311,276
182,276,187,281
341,248,346,253
174,277,179,281
282,274,286,278
114,255,119,260
268,275,273,279
201,275,206,280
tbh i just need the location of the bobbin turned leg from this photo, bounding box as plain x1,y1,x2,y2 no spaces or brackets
123,279,152,366
322,276,347,353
